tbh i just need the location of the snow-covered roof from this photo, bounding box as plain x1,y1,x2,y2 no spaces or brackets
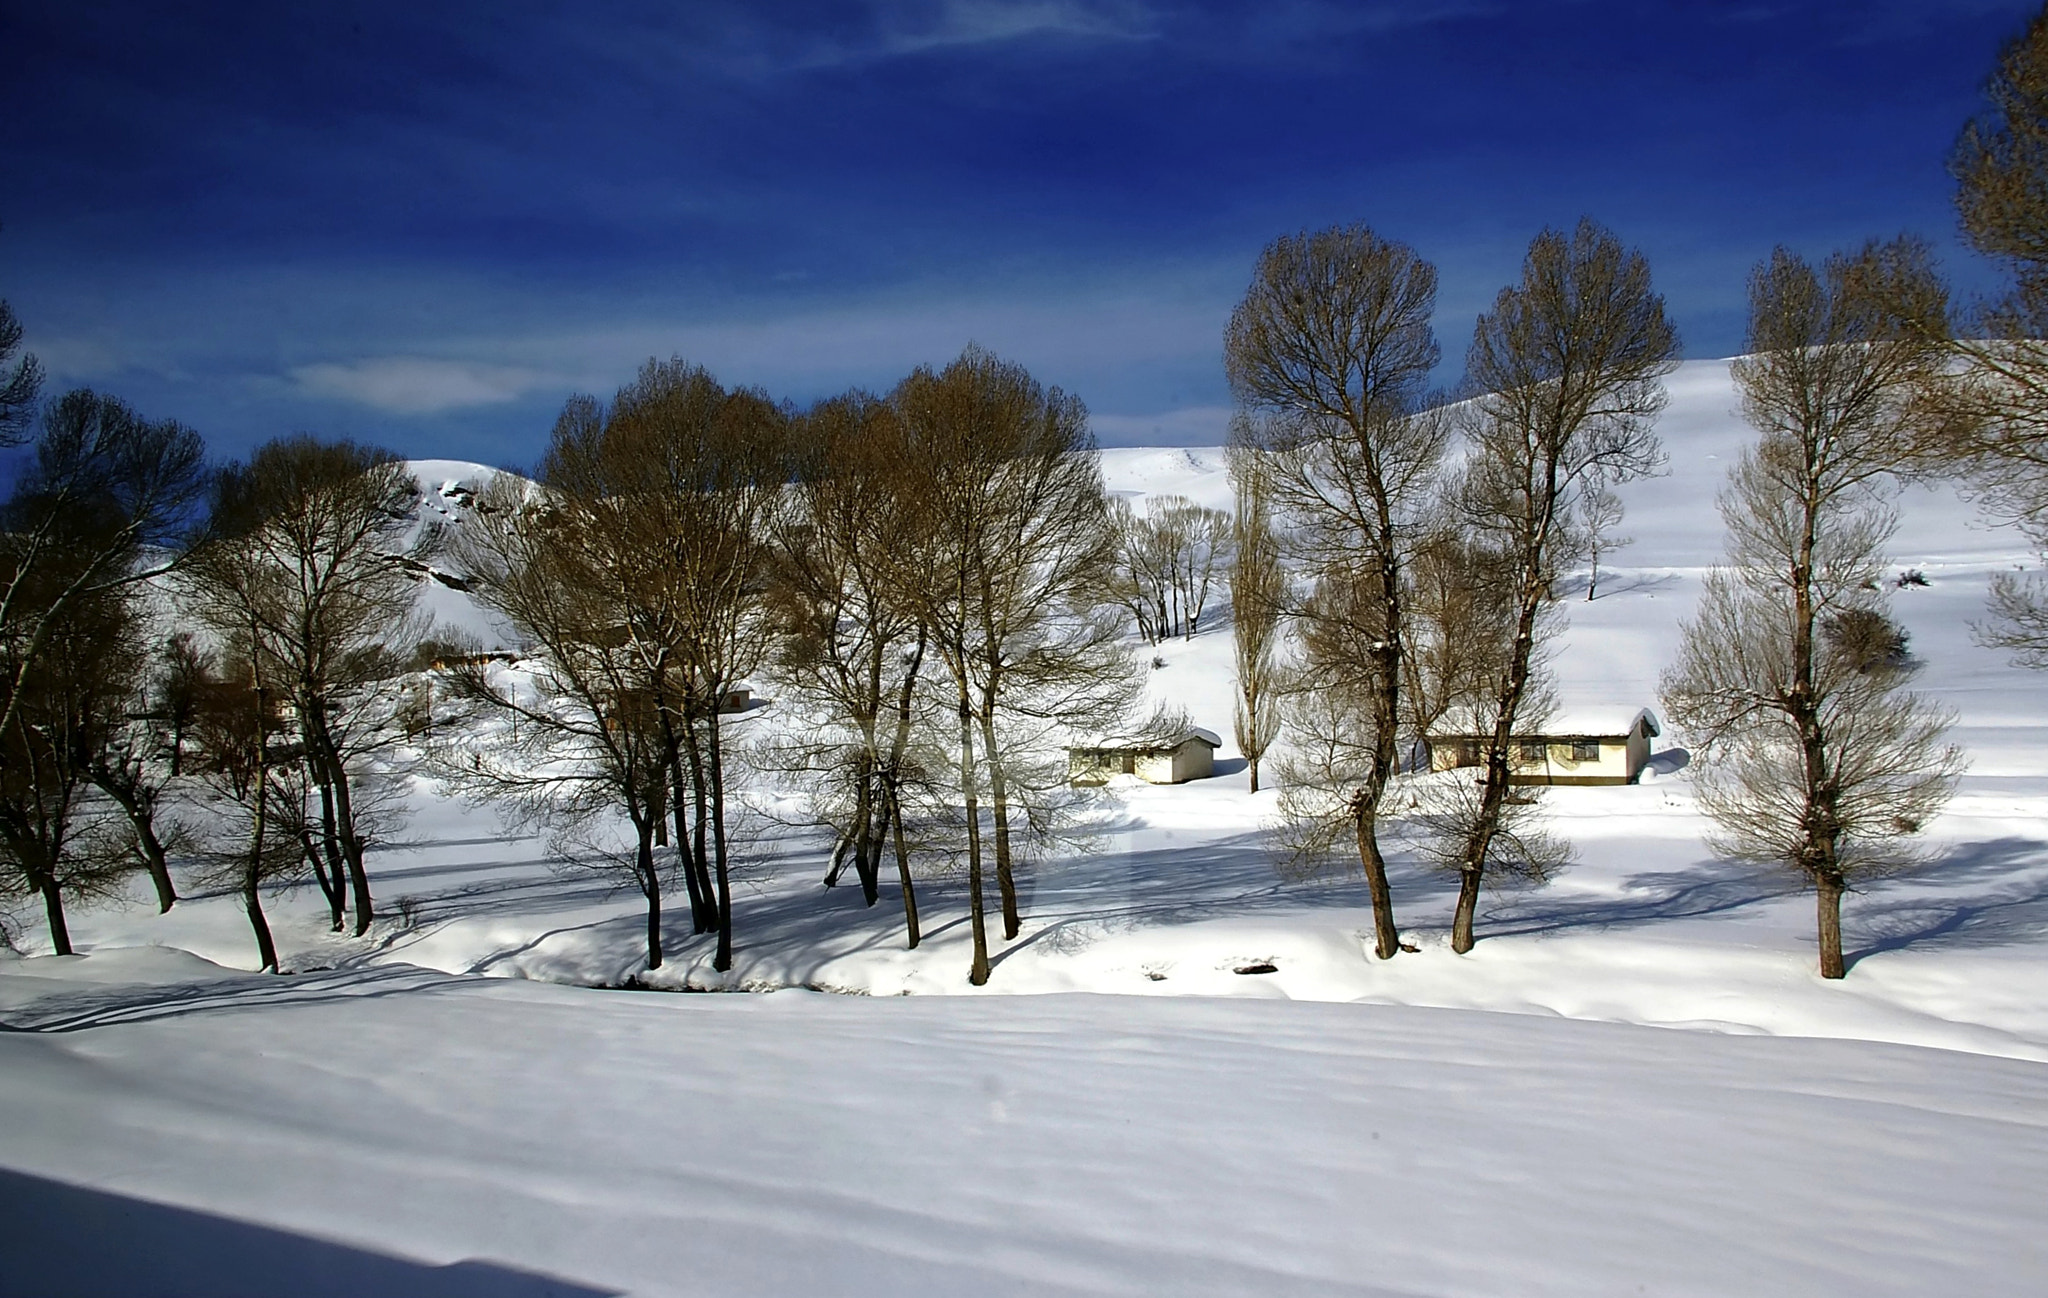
1428,707,1658,741
1071,726,1222,752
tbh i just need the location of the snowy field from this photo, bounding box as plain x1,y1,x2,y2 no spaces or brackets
4,359,2048,1294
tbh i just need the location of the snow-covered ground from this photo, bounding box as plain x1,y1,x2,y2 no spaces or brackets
5,359,2047,1294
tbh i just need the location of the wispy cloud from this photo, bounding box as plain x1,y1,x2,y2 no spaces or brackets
290,358,551,415
789,0,1157,68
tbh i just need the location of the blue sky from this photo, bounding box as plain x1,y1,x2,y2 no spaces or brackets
0,0,2036,465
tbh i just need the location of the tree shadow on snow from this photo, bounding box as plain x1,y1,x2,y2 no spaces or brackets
0,965,469,1033
1843,836,2048,969
1551,570,1682,601
1472,862,1804,939
0,1166,616,1298
1461,835,2048,961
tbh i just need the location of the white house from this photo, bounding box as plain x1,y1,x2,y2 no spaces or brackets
1426,707,1660,786
1068,727,1221,785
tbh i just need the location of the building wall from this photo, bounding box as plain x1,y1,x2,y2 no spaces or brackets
1070,740,1215,785
1625,725,1651,780
1428,735,1638,785
1134,751,1178,784
1068,751,1122,786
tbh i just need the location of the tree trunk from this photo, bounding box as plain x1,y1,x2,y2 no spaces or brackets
247,740,278,973
305,703,373,936
886,630,927,950
1815,870,1846,980
303,829,343,926
886,784,921,949
663,744,712,934
1354,801,1399,960
135,819,177,914
244,870,279,974
708,709,734,973
1248,757,1260,795
822,831,853,887
979,713,1022,942
850,756,880,907
39,877,71,957
329,768,373,937
97,776,177,912
684,713,717,930
957,695,990,986
639,828,664,970
312,771,346,932
1451,870,1481,954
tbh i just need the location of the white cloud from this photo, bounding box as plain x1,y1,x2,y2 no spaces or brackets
290,357,548,415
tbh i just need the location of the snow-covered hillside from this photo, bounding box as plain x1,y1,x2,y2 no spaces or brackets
5,359,2047,1295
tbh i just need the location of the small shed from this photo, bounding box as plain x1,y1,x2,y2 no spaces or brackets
1426,708,1660,786
1068,727,1221,786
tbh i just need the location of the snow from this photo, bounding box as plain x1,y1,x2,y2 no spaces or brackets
5,359,2048,1293
5,964,2046,1296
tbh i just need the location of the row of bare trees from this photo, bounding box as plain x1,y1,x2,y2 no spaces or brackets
1220,0,2048,979
0,306,431,968
1224,218,1678,958
10,2,2046,984
1217,198,2029,979
1108,494,1230,643
442,349,1136,985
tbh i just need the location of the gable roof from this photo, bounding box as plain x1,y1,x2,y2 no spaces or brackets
1427,707,1658,741
1071,726,1222,752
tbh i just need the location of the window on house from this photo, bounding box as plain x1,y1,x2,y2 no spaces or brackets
1572,740,1601,762
1518,740,1547,763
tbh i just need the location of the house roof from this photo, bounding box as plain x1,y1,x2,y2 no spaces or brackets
1071,726,1222,751
1427,707,1658,741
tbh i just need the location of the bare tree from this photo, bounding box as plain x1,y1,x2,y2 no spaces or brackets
1573,471,1630,601
1399,521,1515,743
1106,495,1228,642
1446,218,1679,952
1226,446,1283,793
547,361,789,971
83,689,187,915
0,391,209,753
154,632,210,777
184,437,423,937
1156,497,1231,639
0,587,139,955
1224,225,1446,960
442,476,680,973
890,347,1137,985
185,638,309,973
1940,4,2048,662
770,390,932,946
451,363,790,973
1661,241,1960,979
